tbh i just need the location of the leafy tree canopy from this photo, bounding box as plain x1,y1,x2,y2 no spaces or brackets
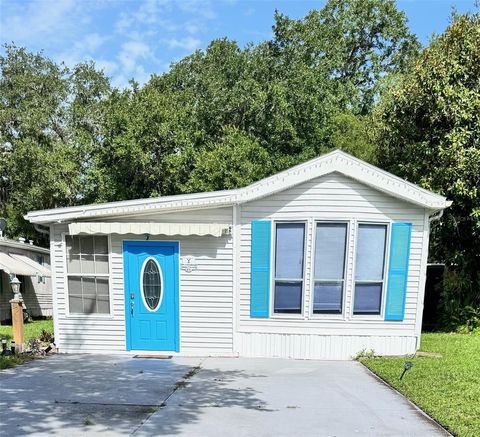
1,0,418,242
0,45,111,242
376,11,480,308
89,0,416,201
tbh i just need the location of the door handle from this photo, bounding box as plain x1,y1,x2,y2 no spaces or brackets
130,300,134,316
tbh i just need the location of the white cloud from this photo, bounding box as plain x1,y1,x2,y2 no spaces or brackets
56,32,109,69
0,0,88,46
165,36,201,51
178,0,216,20
95,59,118,76
1,0,223,90
184,22,200,35
113,40,153,87
82,33,108,53
115,0,176,33
118,41,152,73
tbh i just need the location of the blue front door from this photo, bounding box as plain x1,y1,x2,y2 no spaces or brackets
123,241,179,351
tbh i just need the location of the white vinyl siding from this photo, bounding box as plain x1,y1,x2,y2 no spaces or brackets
238,172,427,357
237,332,417,360
48,171,430,359
51,207,234,355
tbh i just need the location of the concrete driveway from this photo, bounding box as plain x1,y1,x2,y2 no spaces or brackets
0,355,449,437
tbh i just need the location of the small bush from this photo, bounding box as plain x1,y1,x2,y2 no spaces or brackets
39,329,53,343
354,349,376,360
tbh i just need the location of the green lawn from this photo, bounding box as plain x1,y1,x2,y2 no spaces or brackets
0,319,54,370
0,319,53,343
361,333,480,437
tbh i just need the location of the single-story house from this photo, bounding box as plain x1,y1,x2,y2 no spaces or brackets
25,150,450,359
0,237,52,322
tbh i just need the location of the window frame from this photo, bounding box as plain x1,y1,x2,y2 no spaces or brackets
63,233,114,319
310,220,350,318
270,220,307,318
351,220,391,319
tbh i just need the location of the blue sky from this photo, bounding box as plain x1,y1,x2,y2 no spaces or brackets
0,0,476,88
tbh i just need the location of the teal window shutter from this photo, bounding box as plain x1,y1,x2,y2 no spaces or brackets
250,220,271,318
385,223,412,321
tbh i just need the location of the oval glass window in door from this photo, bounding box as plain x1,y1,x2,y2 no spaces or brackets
141,258,163,311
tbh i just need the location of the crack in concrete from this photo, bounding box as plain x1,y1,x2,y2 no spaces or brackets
131,358,206,436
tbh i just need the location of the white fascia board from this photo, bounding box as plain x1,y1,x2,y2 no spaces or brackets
25,150,450,224
25,191,236,224
234,150,449,209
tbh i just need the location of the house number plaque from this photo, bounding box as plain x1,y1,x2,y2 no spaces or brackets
180,256,198,273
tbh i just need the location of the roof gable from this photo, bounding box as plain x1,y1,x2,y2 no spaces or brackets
25,150,450,224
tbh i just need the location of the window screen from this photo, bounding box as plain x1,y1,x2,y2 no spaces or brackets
274,223,305,314
66,235,110,314
353,224,387,315
313,223,347,314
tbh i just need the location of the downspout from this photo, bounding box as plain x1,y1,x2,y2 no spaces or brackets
34,224,50,236
428,209,444,223
415,208,446,350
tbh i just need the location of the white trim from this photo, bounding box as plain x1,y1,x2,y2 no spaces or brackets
62,232,115,319
50,224,61,350
25,150,451,225
350,221,391,320
415,212,431,348
232,204,240,355
309,220,350,320
139,256,164,313
270,220,308,318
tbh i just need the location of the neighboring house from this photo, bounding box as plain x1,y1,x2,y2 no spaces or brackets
25,151,451,359
0,238,52,322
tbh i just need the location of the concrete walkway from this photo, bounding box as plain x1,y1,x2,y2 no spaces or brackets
0,355,449,436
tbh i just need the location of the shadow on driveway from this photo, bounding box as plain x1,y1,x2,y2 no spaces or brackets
0,354,267,436
1,355,450,436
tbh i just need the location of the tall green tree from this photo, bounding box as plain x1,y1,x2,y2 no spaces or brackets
0,45,111,241
1,0,420,241
91,0,417,201
272,0,420,114
375,12,480,314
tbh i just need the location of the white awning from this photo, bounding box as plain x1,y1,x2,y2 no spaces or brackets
0,252,39,276
10,254,51,277
68,222,231,237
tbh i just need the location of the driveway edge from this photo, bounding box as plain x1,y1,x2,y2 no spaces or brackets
358,361,452,436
